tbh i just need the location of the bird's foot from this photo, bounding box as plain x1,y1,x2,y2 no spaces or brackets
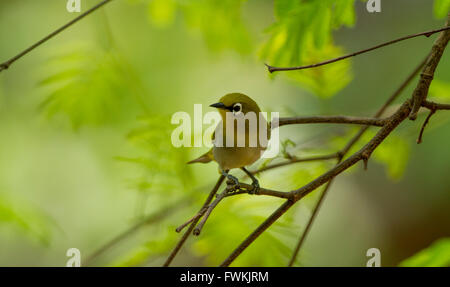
225,174,240,191
249,180,260,195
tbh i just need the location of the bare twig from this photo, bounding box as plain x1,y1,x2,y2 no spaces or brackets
266,26,450,73
176,207,207,233
163,175,225,266
277,116,387,127
417,109,436,144
193,190,228,236
0,0,114,73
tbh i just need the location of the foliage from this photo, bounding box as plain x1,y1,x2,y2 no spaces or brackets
399,238,450,267
261,0,355,98
0,192,53,245
38,42,147,129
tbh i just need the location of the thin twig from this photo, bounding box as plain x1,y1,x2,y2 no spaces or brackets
417,109,436,144
176,207,207,233
0,0,114,73
266,26,450,73
277,116,387,127
193,190,228,236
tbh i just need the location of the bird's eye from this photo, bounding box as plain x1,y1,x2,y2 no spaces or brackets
232,103,242,115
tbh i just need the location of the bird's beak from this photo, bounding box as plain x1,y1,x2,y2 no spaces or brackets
209,102,228,110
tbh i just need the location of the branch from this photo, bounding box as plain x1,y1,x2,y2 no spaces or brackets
409,15,450,120
0,0,114,73
417,109,436,144
277,116,387,127
265,25,450,73
223,183,293,200
193,190,228,236
422,100,450,110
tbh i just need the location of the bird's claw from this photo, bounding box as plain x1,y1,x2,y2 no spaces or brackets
249,180,260,195
226,174,240,191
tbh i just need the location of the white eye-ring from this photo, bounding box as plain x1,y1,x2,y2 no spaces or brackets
232,103,242,115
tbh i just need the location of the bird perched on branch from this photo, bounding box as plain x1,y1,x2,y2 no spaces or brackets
188,93,270,193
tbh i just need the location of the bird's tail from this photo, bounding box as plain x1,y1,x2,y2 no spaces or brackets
187,149,214,164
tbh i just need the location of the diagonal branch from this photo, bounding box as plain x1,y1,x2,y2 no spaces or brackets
0,0,114,73
409,16,450,120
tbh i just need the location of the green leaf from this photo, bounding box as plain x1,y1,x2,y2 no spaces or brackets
399,238,450,267
434,0,450,19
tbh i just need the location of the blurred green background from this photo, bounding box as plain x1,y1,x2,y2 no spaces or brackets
0,0,449,267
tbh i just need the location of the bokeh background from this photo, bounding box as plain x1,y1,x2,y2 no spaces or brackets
0,0,449,267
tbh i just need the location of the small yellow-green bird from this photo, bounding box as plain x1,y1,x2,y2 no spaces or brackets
188,93,270,192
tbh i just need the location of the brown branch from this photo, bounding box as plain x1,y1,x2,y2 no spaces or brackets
193,190,228,236
266,25,450,73
163,175,225,266
277,116,388,127
409,16,450,120
0,0,114,73
176,207,207,233
224,183,293,200
417,109,436,144
287,55,429,266
422,100,450,110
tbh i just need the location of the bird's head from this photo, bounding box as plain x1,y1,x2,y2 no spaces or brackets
210,93,261,118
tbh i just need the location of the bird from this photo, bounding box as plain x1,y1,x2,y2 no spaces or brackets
187,93,270,193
